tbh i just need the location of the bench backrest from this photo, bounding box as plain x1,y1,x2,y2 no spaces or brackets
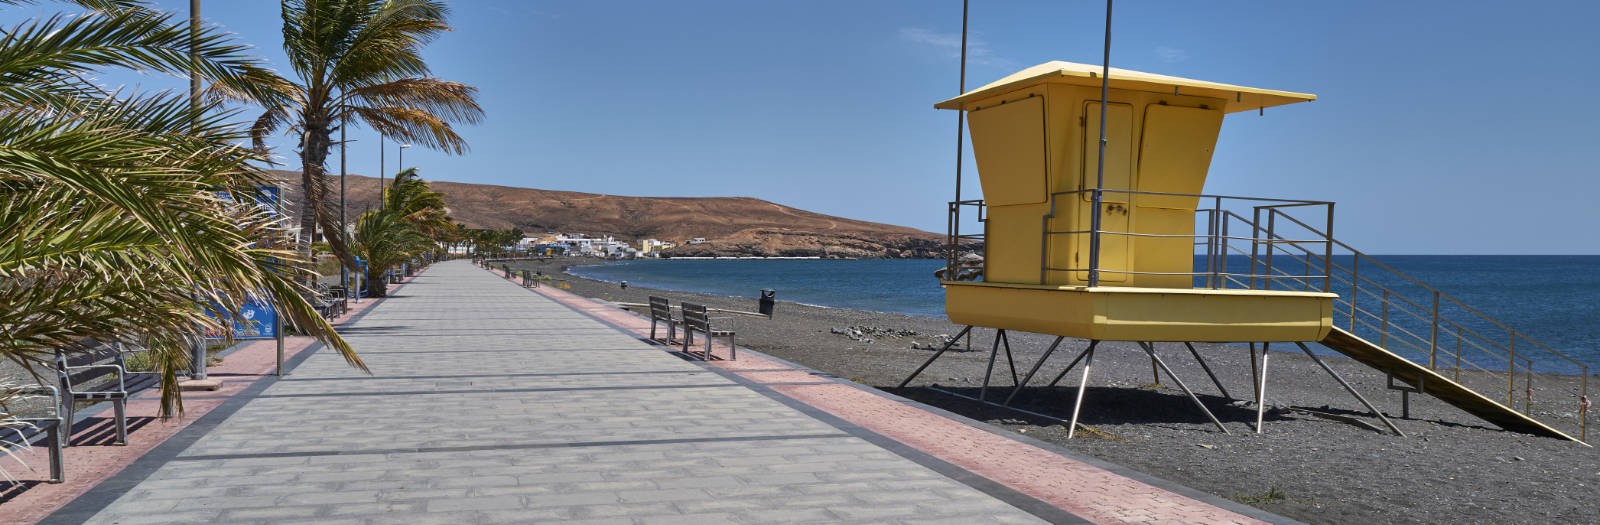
649,296,672,321
55,340,124,388
682,302,710,333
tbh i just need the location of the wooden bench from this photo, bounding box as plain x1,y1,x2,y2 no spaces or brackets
54,341,160,446
2,386,65,483
649,296,680,343
681,302,736,361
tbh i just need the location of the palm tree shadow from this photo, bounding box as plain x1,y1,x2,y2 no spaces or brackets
0,480,47,504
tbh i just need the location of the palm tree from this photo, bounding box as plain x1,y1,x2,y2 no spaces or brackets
0,0,362,417
385,167,454,240
352,169,446,297
253,0,483,272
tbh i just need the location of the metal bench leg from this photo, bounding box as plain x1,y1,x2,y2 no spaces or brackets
48,424,64,483
650,319,658,341
703,334,713,361
729,334,736,360
114,398,128,445
61,398,74,448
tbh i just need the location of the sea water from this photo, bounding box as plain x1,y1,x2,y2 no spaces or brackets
569,256,1600,374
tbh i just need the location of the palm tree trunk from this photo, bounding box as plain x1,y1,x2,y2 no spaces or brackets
298,123,360,273
365,266,386,298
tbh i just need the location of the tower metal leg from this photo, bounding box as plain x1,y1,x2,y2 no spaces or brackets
1003,336,1065,406
1000,330,1019,386
979,329,1004,401
1066,341,1098,439
1249,342,1260,402
1256,343,1271,433
1044,341,1099,389
1139,342,1229,434
1294,342,1406,437
1183,342,1233,400
896,325,973,389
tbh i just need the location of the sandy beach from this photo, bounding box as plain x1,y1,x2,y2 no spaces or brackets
497,256,1600,525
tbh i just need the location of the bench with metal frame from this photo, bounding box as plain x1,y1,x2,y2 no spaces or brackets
681,302,736,361
54,342,160,446
316,285,348,319
2,385,65,483
326,285,349,317
648,296,680,344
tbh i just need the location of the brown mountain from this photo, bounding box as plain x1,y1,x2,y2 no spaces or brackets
270,171,944,258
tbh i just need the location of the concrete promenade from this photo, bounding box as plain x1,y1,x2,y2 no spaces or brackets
41,260,1288,524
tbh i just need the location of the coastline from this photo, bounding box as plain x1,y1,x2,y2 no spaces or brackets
503,256,1598,525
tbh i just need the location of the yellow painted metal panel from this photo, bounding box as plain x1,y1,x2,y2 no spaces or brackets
1075,102,1132,283
936,61,1315,114
1080,102,1135,202
968,95,1047,206
983,203,1046,284
1094,288,1332,342
1137,105,1224,210
1128,207,1194,289
945,284,1096,337
944,282,1334,342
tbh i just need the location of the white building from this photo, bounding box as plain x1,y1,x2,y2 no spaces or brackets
638,238,674,256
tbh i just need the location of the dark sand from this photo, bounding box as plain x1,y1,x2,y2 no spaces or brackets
501,257,1599,525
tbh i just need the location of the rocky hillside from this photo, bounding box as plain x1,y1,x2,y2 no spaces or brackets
271,171,944,258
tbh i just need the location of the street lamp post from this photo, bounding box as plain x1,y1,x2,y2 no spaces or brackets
340,119,357,300
399,144,412,173
188,0,206,381
378,135,384,210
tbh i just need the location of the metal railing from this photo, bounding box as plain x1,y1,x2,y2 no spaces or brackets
1237,207,1589,441
1036,189,1335,289
943,199,987,279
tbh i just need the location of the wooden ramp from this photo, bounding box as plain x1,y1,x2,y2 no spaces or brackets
1320,327,1586,444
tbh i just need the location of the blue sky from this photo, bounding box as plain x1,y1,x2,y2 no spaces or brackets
7,1,1598,254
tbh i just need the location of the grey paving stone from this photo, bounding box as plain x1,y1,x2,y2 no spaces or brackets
79,261,1047,525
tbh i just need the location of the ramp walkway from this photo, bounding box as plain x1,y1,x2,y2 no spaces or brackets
1320,327,1578,441
43,260,1290,524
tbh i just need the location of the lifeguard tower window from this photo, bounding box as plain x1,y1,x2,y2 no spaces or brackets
1137,105,1223,210
967,95,1046,206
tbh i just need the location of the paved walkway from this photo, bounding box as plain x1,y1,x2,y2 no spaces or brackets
42,261,1289,524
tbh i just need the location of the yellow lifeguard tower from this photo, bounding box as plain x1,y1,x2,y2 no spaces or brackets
899,60,1589,444
937,61,1334,343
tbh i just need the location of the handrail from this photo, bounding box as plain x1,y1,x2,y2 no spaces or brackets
1265,210,1589,370
1257,209,1588,370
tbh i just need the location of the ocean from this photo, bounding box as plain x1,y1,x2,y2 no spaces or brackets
569,256,1600,374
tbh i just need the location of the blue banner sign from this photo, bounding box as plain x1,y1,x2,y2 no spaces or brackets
206,185,283,340
206,298,280,339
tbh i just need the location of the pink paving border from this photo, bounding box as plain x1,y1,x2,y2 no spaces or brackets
0,272,421,524
522,272,1271,525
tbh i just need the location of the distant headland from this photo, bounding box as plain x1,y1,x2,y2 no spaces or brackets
272,171,943,259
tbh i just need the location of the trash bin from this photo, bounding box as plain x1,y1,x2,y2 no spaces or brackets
758,289,776,318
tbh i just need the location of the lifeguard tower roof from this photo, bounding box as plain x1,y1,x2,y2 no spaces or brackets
934,60,1315,113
